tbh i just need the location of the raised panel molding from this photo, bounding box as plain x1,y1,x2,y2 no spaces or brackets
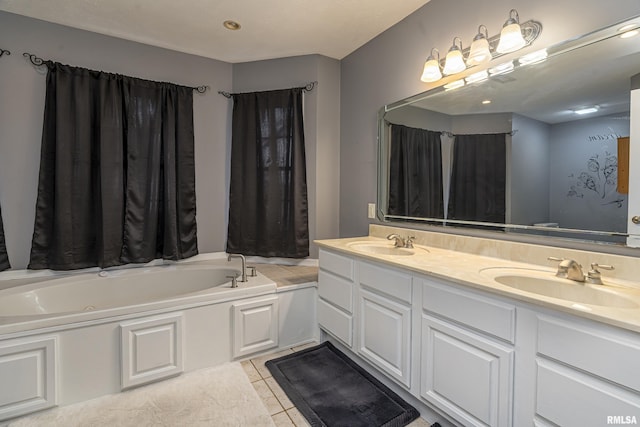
421,315,514,427
0,336,57,421
358,288,411,387
120,313,184,390
233,296,279,358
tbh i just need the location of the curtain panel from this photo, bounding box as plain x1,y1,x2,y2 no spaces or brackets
388,124,444,218
448,133,507,223
29,62,198,270
0,206,10,271
226,88,309,258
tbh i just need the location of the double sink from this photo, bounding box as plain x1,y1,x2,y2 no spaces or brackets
345,240,639,310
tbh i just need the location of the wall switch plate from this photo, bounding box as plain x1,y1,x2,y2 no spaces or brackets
367,203,376,219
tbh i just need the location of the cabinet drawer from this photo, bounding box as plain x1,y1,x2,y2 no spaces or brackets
318,298,352,347
537,316,640,391
319,249,354,280
359,262,412,304
535,358,640,426
422,279,515,343
318,270,353,313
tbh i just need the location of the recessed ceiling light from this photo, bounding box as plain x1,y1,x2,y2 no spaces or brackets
482,99,492,105
223,20,241,31
574,106,599,115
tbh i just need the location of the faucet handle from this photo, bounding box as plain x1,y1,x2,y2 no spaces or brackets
405,236,415,248
247,266,257,277
226,275,239,288
586,263,614,285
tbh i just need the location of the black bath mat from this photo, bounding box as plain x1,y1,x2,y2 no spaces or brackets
265,341,420,427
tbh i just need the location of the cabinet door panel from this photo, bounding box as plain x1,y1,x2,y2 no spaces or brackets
318,298,353,347
535,358,640,427
358,289,411,387
318,270,353,313
421,315,513,427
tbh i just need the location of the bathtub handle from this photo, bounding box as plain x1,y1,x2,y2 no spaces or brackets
226,275,239,288
247,266,257,277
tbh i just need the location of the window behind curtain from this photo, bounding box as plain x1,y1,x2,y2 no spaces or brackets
28,62,198,270
226,88,309,258
0,205,10,271
448,133,507,223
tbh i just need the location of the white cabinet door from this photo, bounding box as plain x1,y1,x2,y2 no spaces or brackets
421,315,514,427
232,296,279,358
358,288,412,387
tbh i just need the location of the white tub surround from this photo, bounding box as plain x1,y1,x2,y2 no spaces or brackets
316,225,640,426
0,257,318,423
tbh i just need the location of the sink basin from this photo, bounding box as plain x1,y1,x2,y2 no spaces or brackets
347,242,417,256
480,268,638,309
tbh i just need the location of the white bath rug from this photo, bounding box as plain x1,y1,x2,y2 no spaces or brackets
9,362,275,427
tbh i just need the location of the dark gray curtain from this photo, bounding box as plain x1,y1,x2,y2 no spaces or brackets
388,124,444,218
448,133,506,223
226,88,309,258
29,62,198,270
0,206,9,271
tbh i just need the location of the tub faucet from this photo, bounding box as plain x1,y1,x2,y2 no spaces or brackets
227,253,247,282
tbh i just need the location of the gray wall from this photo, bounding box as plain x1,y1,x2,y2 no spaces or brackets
339,0,640,237
232,55,341,258
511,114,551,225
0,11,232,269
549,113,630,232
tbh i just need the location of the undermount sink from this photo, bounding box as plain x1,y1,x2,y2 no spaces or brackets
480,268,638,309
346,241,419,256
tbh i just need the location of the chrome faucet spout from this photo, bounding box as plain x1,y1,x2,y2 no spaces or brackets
386,233,405,248
227,253,247,282
558,259,585,282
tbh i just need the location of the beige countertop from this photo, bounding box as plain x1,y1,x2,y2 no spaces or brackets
253,264,318,288
315,235,640,333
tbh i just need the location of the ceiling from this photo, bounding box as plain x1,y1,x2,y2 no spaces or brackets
0,0,430,63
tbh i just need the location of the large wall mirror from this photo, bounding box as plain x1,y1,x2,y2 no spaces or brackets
378,16,640,246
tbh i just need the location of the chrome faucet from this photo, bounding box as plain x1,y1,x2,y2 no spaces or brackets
387,233,406,248
227,253,247,282
548,257,584,282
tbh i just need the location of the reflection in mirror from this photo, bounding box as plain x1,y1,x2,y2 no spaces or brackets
378,16,640,245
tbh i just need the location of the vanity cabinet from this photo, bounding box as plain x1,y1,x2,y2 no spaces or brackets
533,314,640,426
420,278,515,427
317,249,355,347
357,261,412,388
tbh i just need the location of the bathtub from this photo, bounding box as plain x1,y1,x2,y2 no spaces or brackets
0,259,277,335
0,257,292,421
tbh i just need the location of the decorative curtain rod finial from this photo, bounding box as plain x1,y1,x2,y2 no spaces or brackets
23,52,46,68
194,85,209,94
0,49,10,58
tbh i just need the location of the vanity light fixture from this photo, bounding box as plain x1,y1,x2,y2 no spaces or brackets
443,79,465,91
465,69,489,84
467,25,492,66
496,9,527,53
618,24,639,39
488,60,515,76
443,37,466,75
418,9,540,83
518,49,548,65
420,48,443,82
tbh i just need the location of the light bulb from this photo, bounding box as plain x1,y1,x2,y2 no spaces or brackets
497,10,526,53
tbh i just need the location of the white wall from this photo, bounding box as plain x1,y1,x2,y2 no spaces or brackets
0,11,232,269
339,0,640,237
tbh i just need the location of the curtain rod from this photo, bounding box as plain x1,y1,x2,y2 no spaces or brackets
386,121,517,137
0,49,10,58
22,52,210,93
217,81,318,99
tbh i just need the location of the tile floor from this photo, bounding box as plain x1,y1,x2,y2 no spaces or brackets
241,343,432,427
